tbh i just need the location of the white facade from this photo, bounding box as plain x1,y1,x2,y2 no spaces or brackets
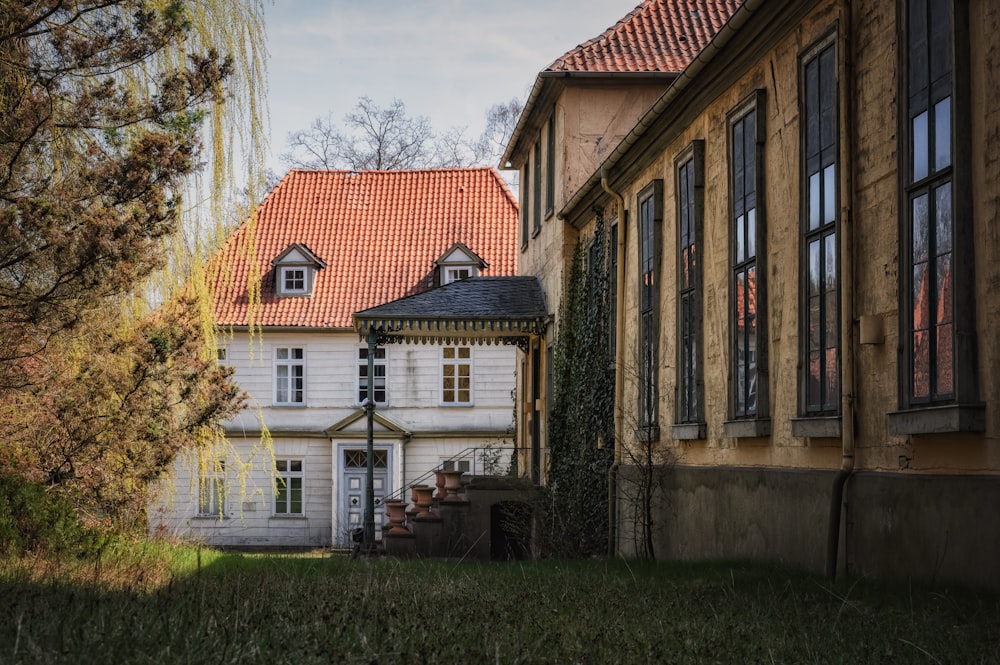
150,329,517,548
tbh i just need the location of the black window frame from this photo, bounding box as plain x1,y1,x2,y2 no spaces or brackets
674,142,705,438
890,0,983,434
725,91,771,438
532,141,542,236
545,114,556,217
636,180,661,439
798,34,841,423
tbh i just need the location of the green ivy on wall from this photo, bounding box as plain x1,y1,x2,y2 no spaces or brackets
545,215,615,557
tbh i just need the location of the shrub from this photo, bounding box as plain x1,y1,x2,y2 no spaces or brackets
0,475,100,556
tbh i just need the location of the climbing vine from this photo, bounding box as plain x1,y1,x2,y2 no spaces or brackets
545,215,615,557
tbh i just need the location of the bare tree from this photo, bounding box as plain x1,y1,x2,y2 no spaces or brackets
283,97,435,170
282,96,525,172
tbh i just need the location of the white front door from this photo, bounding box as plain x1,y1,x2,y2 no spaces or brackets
336,447,389,548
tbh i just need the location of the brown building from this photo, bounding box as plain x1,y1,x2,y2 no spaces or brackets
507,0,1000,588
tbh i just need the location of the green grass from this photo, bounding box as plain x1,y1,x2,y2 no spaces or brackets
1,545,998,664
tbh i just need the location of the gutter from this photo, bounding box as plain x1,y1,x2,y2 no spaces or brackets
826,0,857,581
602,166,627,558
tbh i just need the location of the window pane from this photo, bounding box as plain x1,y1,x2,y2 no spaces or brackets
292,348,304,359
458,347,470,359
912,193,930,263
746,208,756,259
936,322,954,395
936,253,953,327
809,172,820,230
912,111,929,181
736,214,745,263
443,347,454,359
823,164,836,224
277,348,288,360
934,97,951,171
935,182,952,254
912,329,930,399
912,262,929,332
290,460,302,473
824,347,839,411
276,460,287,472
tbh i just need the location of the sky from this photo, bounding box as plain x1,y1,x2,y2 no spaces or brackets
262,0,640,173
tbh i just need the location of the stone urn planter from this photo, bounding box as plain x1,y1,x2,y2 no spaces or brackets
411,485,435,516
384,499,409,534
434,468,447,500
441,469,466,501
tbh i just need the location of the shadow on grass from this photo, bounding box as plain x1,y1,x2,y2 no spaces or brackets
1,550,998,664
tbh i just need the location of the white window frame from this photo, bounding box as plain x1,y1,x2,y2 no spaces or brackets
358,347,387,405
443,266,473,284
441,346,473,405
441,457,471,473
274,347,305,405
274,458,304,516
278,265,309,295
197,460,226,517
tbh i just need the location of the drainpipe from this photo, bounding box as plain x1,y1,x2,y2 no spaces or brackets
602,166,626,558
826,0,856,580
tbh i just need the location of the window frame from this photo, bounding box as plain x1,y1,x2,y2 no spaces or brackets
545,114,556,218
636,180,662,440
532,140,542,236
890,0,982,433
521,158,530,250
441,345,473,406
273,458,305,516
673,141,706,439
725,91,771,438
795,32,842,437
197,460,226,518
358,346,388,406
274,346,306,406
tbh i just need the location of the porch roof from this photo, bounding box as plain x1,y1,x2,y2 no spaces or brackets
353,276,548,347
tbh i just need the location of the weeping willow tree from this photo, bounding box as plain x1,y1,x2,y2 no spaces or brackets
0,1,268,534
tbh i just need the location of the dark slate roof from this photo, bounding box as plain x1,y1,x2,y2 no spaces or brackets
353,276,548,343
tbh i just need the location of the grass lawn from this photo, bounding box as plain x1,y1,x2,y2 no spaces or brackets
1,543,998,664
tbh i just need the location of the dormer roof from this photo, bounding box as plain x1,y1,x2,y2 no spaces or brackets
211,168,518,329
271,243,327,269
434,242,487,269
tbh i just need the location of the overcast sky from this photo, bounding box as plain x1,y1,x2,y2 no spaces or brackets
263,0,640,173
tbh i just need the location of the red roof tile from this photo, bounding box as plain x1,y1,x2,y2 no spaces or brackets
212,168,518,328
547,0,744,73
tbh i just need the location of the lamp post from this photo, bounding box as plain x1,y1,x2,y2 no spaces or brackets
363,325,377,555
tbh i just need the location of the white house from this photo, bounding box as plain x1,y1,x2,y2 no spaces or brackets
150,168,521,548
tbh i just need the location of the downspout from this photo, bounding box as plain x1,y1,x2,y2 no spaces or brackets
826,0,856,580
603,166,627,558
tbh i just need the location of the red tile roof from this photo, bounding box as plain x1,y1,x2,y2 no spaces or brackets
547,0,744,73
212,168,518,328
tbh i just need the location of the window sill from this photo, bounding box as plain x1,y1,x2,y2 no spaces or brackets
440,402,474,408
191,515,229,521
672,422,706,440
269,515,307,520
531,227,541,239
888,403,986,435
273,403,307,408
723,418,771,438
791,415,841,439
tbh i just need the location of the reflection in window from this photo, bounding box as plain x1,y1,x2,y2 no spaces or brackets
802,43,839,414
731,103,761,419
906,0,955,403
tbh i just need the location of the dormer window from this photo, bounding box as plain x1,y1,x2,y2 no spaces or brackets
272,244,326,298
444,267,471,284
281,267,307,294
434,242,487,287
